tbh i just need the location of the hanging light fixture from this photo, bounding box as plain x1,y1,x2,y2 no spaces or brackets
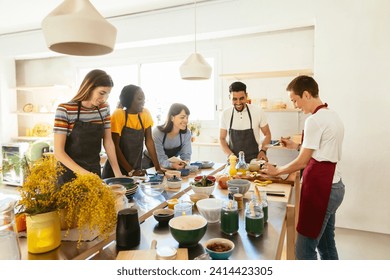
180,0,212,80
41,0,117,56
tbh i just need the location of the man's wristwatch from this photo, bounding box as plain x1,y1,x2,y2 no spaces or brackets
128,170,135,177
259,149,267,155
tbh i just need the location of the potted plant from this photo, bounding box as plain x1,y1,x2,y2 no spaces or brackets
17,156,117,252
188,121,201,142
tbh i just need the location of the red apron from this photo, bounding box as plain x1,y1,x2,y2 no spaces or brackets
296,103,336,239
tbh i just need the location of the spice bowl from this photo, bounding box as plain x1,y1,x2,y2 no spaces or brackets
153,209,174,226
203,238,235,260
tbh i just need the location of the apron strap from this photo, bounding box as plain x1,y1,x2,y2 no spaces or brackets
77,102,81,121
229,105,253,130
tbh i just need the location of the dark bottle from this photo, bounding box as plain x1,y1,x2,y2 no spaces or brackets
116,208,140,250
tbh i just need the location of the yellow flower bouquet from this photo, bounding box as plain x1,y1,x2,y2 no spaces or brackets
17,156,117,245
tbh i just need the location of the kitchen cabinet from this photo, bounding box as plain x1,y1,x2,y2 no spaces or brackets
13,85,72,141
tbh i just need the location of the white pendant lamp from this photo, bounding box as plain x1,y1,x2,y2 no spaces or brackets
41,0,117,56
180,0,212,80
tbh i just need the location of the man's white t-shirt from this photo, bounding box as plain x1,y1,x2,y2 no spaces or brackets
302,108,344,183
220,104,268,147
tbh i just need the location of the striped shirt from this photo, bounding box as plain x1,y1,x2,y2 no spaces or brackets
53,102,111,136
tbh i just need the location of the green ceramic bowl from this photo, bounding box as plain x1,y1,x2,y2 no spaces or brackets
169,215,208,247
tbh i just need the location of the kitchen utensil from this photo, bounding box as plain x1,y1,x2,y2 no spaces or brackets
116,208,140,250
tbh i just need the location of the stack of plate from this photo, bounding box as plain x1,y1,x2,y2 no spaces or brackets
103,177,138,199
124,184,138,199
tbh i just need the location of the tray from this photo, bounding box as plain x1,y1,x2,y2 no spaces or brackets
116,248,188,260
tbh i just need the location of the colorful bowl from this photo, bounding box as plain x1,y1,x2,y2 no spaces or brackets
204,238,235,260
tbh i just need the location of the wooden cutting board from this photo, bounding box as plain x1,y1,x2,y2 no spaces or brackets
116,248,188,260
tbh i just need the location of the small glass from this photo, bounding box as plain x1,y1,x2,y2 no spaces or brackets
221,200,239,235
228,186,239,200
245,201,264,237
174,202,192,217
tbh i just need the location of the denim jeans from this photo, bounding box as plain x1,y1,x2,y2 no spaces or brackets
295,179,345,260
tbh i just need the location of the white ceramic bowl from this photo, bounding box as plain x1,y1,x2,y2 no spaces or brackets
191,183,215,196
196,198,223,223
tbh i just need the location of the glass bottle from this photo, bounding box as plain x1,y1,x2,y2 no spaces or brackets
236,151,249,173
0,200,21,260
220,200,239,235
228,154,237,176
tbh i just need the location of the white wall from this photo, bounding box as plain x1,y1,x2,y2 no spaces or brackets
1,0,389,234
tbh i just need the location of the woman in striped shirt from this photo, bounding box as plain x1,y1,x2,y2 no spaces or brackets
54,69,122,185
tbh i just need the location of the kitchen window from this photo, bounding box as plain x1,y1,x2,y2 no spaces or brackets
79,58,215,126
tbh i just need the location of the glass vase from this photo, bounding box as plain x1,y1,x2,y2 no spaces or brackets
26,211,61,254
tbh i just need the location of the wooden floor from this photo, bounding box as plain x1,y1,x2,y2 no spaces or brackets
281,227,390,260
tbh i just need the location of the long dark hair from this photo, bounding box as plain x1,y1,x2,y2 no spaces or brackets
158,103,190,134
118,84,141,109
72,69,113,102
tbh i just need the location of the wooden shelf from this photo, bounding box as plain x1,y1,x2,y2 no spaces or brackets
12,136,53,142
220,69,313,80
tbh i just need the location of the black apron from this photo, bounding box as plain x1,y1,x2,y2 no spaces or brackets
228,105,259,163
102,110,145,178
143,133,183,168
58,102,104,185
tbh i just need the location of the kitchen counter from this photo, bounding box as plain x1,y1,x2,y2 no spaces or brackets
3,163,226,260
2,164,296,260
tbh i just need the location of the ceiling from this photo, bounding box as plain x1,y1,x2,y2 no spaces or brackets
0,0,202,36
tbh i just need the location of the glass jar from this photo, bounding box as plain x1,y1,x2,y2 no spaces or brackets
236,151,249,173
0,200,21,260
245,201,264,237
174,202,192,217
220,200,239,235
